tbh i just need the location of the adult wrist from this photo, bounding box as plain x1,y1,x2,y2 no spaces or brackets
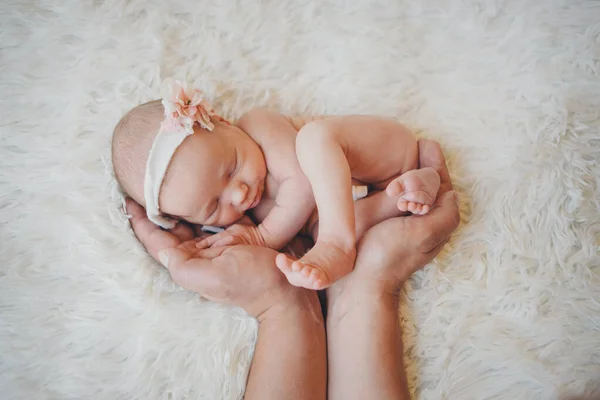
257,286,323,325
354,251,425,293
327,266,404,323
348,267,406,297
327,278,399,329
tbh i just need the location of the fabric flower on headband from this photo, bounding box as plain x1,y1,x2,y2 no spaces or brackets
161,82,217,133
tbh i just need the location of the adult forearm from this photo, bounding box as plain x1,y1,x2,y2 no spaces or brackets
327,281,410,400
245,290,327,400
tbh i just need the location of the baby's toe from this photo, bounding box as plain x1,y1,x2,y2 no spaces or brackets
397,199,409,212
310,270,326,290
291,260,304,273
275,253,294,272
308,269,320,281
411,202,423,214
301,265,312,278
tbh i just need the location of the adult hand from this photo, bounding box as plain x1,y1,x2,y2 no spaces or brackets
333,139,460,295
126,199,305,319
126,200,327,399
196,222,267,249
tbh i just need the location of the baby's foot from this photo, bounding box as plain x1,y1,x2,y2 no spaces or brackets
386,167,440,215
276,240,356,290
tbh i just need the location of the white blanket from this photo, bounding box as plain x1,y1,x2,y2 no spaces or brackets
1,0,599,399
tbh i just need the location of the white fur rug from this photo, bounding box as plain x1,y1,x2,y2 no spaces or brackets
1,0,599,399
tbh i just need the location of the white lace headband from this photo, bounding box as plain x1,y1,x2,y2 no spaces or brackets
144,82,218,229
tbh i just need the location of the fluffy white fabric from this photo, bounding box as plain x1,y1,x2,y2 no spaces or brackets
1,0,599,398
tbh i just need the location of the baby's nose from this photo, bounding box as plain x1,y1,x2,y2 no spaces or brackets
229,182,249,206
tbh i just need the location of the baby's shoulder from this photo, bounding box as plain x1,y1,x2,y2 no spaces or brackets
237,108,330,136
237,108,286,134
283,114,331,131
236,108,298,152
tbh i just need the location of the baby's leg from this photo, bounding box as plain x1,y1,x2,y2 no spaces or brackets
385,167,440,215
275,123,356,290
306,189,407,242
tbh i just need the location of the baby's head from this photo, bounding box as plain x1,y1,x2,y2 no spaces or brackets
112,88,266,228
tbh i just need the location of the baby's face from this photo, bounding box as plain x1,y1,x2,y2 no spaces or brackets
158,122,267,226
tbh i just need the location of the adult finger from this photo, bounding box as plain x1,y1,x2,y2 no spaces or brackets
418,139,453,197
126,198,181,261
414,190,460,254
160,248,221,295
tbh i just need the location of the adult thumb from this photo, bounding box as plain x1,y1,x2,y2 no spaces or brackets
158,247,192,270
157,247,217,294
416,190,459,254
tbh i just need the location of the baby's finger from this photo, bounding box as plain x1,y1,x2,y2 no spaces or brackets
195,239,211,249
211,235,237,248
196,233,222,249
126,198,181,261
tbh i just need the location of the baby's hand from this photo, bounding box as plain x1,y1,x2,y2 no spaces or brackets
196,223,267,249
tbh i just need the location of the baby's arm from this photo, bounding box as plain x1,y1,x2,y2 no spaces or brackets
257,177,315,249
199,109,316,250
244,110,318,249
198,179,313,250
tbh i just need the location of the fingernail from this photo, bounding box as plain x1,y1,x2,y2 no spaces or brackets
158,251,169,268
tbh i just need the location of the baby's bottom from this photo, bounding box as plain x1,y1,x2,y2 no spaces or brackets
276,138,441,292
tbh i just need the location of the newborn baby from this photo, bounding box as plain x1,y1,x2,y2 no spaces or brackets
112,83,440,289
